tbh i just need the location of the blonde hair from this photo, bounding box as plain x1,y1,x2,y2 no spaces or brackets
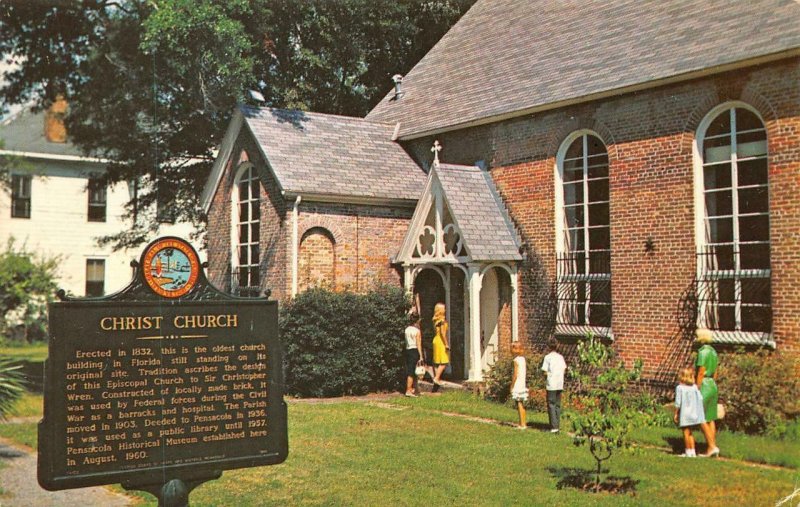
678,367,695,385
433,302,446,324
696,328,713,344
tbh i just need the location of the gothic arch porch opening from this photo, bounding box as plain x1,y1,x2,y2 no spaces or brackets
480,266,513,373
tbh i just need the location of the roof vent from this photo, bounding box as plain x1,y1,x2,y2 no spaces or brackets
392,74,404,99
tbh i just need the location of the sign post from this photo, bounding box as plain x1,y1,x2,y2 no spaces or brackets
38,237,287,506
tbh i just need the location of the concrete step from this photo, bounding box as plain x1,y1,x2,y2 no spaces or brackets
416,378,470,394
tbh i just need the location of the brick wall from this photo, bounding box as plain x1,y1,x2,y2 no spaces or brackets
296,202,414,292
407,58,800,378
207,134,415,303
206,131,288,299
298,228,336,290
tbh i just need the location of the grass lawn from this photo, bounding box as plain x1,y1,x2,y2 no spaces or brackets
0,343,48,363
9,392,43,418
1,391,797,506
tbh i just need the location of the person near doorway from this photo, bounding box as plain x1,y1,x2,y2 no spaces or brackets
541,338,566,433
404,312,423,397
431,302,450,391
510,341,528,429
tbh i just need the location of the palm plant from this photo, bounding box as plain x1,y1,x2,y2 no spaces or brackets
0,358,26,419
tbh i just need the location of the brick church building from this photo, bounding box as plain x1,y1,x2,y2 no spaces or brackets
202,0,800,383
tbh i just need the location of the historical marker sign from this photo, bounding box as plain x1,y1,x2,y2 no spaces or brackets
38,237,287,497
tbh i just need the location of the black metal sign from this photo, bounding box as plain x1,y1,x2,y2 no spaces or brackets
38,237,287,504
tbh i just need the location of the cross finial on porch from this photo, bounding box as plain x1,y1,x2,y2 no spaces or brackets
431,140,442,167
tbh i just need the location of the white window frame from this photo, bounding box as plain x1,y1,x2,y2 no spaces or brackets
230,163,261,293
693,101,773,346
554,130,612,338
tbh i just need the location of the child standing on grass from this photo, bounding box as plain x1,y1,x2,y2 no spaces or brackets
674,367,706,457
510,342,528,429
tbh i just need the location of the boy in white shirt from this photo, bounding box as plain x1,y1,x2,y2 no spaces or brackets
541,338,566,433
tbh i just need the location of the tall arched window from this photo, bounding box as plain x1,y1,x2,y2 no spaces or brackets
696,104,771,335
555,132,611,332
232,164,261,296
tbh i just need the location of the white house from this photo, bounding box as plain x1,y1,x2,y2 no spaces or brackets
0,99,200,297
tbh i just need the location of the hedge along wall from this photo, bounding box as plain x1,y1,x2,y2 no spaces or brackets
280,286,410,397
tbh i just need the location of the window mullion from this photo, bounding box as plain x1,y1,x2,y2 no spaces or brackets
582,135,591,323
730,109,743,331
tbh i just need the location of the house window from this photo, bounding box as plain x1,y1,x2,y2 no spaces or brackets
696,105,771,335
88,177,107,222
232,165,261,296
86,259,105,297
11,174,31,218
555,133,611,331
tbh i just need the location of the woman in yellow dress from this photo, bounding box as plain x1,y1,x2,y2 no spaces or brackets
431,302,450,390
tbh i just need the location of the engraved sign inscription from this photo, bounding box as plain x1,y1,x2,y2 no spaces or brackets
38,238,287,492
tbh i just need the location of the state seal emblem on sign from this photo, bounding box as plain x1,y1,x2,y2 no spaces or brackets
142,237,200,298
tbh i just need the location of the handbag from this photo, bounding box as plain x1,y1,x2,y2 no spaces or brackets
444,362,452,376
717,403,726,419
415,364,426,379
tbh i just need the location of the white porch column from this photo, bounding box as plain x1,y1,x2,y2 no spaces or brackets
403,265,414,293
462,268,470,379
467,263,483,381
511,265,519,343
445,265,451,323
291,196,301,297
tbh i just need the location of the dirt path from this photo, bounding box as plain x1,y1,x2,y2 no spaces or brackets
0,438,133,507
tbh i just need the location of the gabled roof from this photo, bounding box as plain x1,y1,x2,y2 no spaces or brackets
0,108,99,161
397,163,521,263
202,105,426,211
437,164,521,262
367,0,800,139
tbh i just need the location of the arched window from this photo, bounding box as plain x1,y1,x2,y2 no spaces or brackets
232,164,261,296
299,227,335,291
555,132,611,332
696,104,771,335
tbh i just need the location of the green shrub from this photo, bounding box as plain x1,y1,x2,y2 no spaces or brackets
483,352,546,411
717,350,800,436
569,335,644,492
0,239,59,343
625,391,674,428
280,286,410,397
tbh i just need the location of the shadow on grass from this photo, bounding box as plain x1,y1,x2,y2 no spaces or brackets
662,435,713,455
548,467,639,495
527,421,552,431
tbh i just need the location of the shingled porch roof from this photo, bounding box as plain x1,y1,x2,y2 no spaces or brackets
396,162,522,264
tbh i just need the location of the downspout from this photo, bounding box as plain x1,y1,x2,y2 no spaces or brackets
292,195,301,297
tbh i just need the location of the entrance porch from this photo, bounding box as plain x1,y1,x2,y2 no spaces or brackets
395,160,522,382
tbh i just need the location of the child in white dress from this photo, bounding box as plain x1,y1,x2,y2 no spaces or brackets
674,367,706,457
510,342,528,429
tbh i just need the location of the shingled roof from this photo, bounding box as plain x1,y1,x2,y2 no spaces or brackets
242,105,424,201
367,0,800,139
435,163,521,262
0,109,87,159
